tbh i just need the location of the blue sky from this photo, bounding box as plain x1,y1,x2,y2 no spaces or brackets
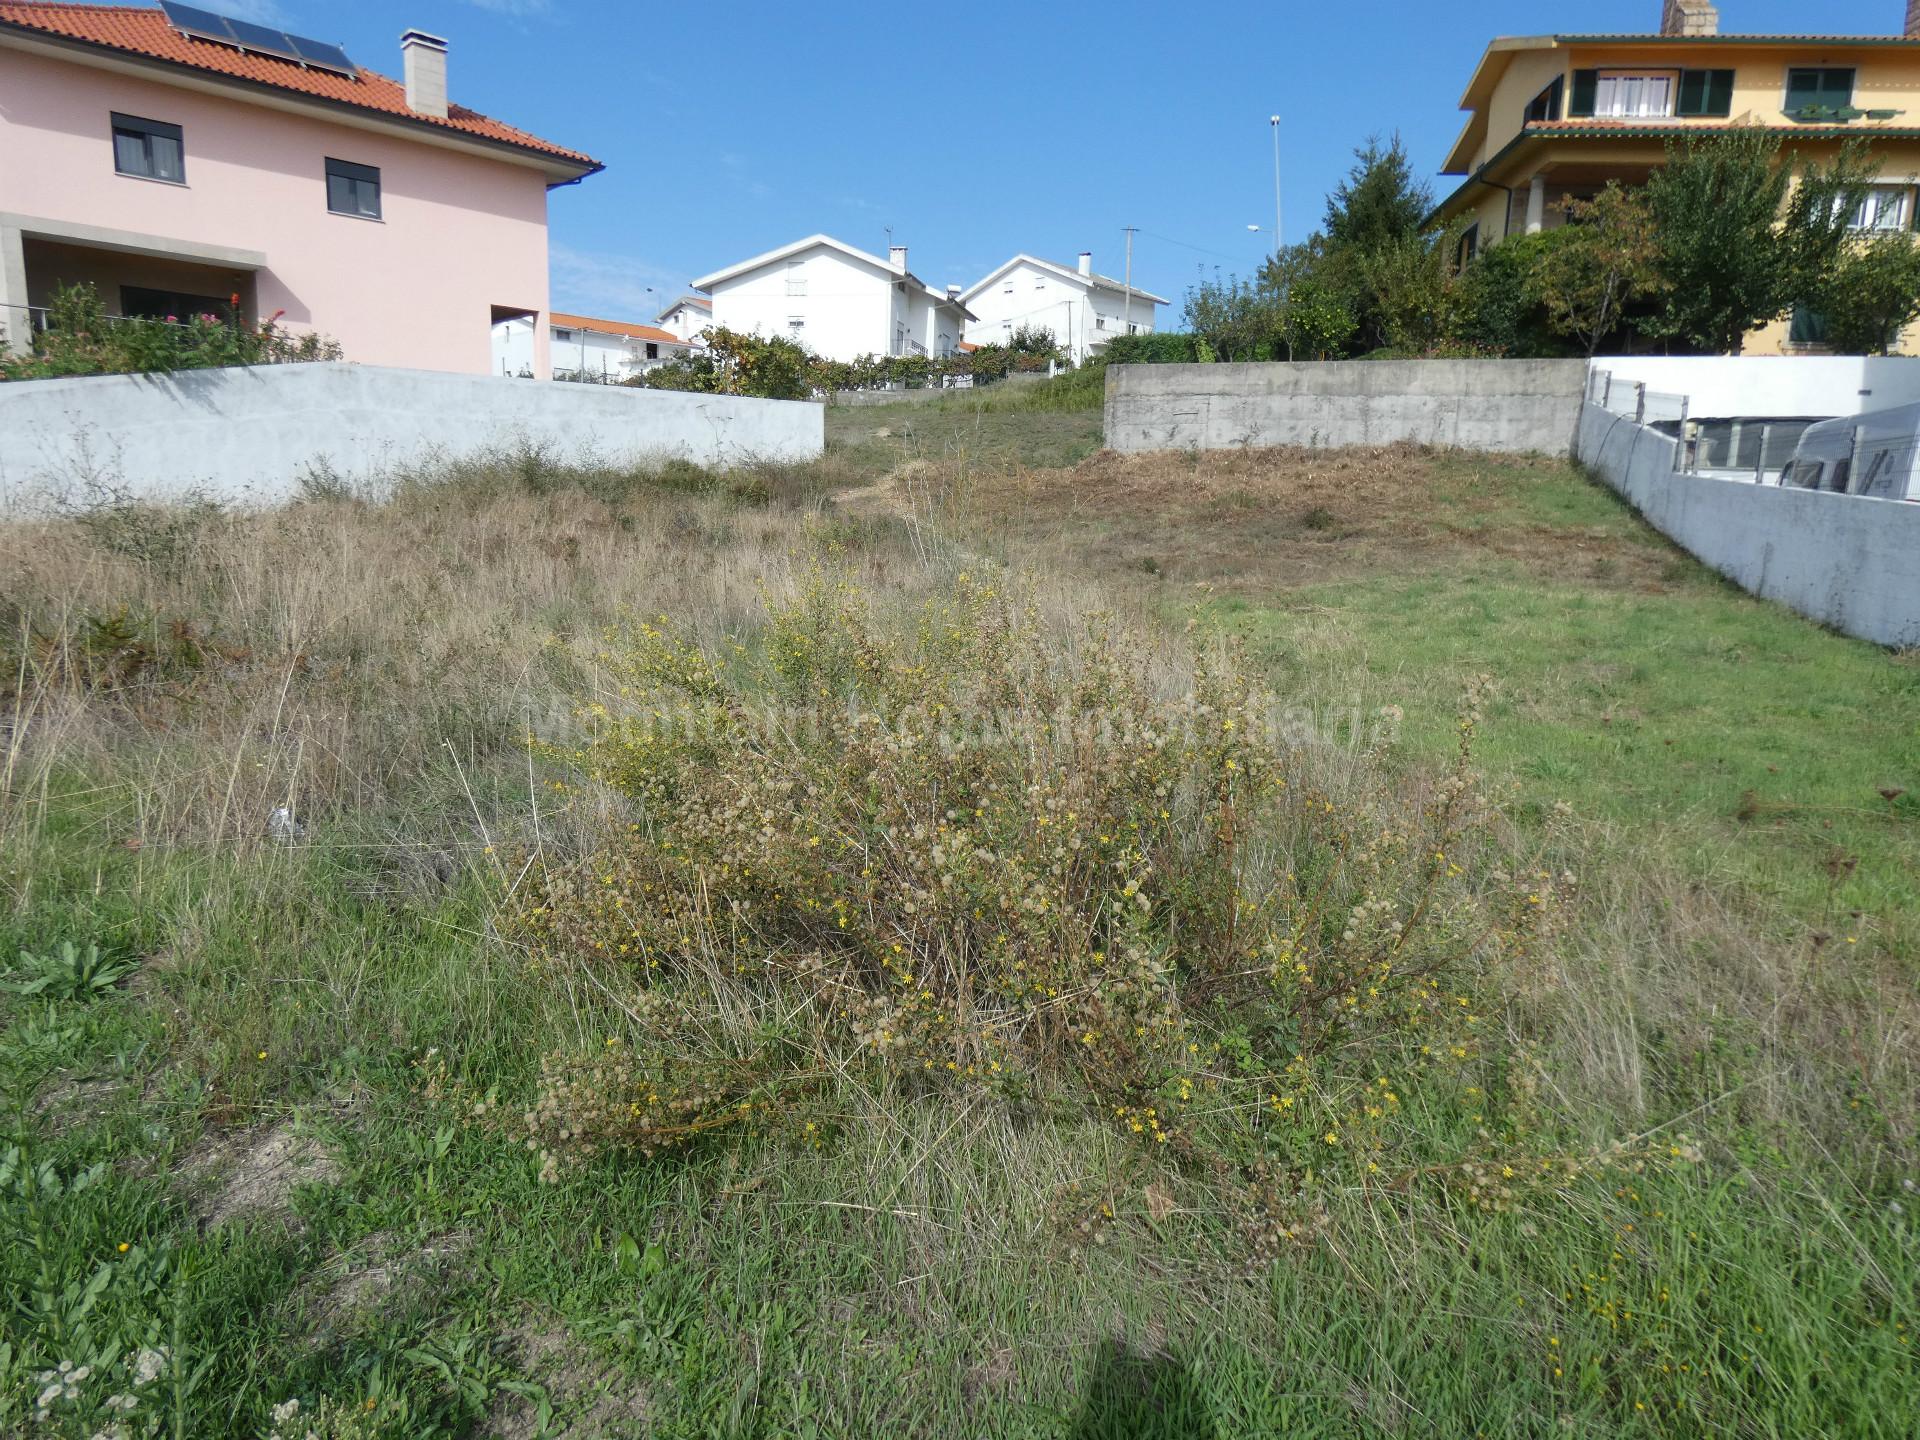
230,0,1908,320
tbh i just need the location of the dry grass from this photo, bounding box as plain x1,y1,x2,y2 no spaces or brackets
843,443,1684,597
3,438,1915,1436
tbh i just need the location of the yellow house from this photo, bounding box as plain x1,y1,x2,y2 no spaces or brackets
1431,0,1920,352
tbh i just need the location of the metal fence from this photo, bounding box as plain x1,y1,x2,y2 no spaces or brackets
1589,368,1812,482
0,300,51,339
1686,417,1812,483
1588,367,1690,430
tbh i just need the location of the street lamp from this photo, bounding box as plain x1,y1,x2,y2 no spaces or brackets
1269,115,1283,259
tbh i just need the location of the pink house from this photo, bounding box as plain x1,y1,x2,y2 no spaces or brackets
0,1,600,378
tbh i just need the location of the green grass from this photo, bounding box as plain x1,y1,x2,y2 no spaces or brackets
3,430,1916,1437
7,846,1912,1437
1200,486,1920,953
826,377,1106,479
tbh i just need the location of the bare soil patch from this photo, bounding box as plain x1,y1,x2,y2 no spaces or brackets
852,444,1677,597
477,1313,650,1440
290,1228,475,1348
182,1122,341,1231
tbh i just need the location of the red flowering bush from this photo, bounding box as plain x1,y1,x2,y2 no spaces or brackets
0,282,341,381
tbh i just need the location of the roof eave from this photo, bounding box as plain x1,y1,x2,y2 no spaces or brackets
0,19,600,180
1551,31,1920,46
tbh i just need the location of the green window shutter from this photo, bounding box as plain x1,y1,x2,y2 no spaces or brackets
1680,69,1735,116
1569,70,1598,117
1789,305,1829,345
1706,69,1735,115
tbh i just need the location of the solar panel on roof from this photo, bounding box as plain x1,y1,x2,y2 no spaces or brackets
226,18,300,61
158,1,235,40
158,1,355,77
289,35,356,75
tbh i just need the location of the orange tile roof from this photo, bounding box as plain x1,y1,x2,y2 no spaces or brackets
550,312,684,346
0,2,598,171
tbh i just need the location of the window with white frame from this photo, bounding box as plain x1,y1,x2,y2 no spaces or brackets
1850,185,1912,231
785,261,806,297
1593,72,1676,118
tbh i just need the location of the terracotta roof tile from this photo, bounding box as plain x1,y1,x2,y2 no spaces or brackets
0,1,598,170
550,312,684,346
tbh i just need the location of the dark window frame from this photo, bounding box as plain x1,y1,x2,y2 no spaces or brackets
1784,66,1855,118
1788,304,1831,346
1456,223,1480,269
111,112,185,184
325,157,383,220
1525,76,1565,124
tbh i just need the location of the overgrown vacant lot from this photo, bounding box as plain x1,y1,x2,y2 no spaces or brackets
2,386,1915,1438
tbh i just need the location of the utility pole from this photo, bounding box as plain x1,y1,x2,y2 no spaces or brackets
1270,115,1283,258
1122,226,1137,343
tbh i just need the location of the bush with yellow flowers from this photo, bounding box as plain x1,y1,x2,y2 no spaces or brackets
513,561,1575,1185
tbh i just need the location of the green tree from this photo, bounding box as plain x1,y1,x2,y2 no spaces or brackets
635,326,812,399
1257,238,1358,360
1278,276,1358,360
1318,136,1440,352
1356,226,1467,355
1323,134,1432,254
1181,270,1281,361
1807,232,1920,354
1529,184,1667,357
1452,234,1569,357
1644,131,1878,353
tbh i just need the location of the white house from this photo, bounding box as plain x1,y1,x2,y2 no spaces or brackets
692,235,973,363
960,253,1167,364
490,310,691,381
656,294,711,344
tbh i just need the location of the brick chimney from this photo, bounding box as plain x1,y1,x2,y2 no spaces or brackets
1908,0,1920,36
1077,252,1093,277
401,30,449,118
1660,0,1719,35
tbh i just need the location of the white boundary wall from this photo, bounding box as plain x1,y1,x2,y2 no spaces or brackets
1105,360,1587,456
1575,402,1920,648
0,362,824,512
1591,355,1920,420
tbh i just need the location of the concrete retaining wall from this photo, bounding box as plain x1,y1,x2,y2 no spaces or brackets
1104,359,1587,456
1575,402,1920,648
0,362,824,512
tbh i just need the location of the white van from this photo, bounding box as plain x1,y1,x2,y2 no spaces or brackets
1785,404,1920,501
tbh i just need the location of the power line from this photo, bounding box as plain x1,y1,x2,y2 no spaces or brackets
1132,227,1260,264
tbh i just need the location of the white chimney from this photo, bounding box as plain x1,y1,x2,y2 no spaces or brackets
888,245,909,274
1660,0,1718,36
1077,252,1093,277
401,30,449,118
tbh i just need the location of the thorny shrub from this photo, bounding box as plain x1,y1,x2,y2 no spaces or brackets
488,560,1643,1196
